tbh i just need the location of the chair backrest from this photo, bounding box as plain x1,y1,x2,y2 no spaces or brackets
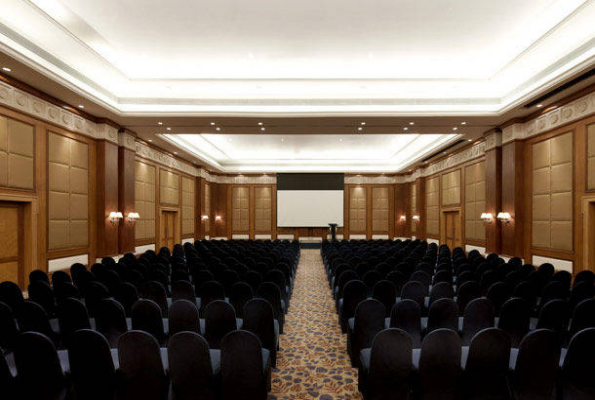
171,280,196,303
569,298,595,338
573,270,594,287
409,271,431,288
200,280,226,312
169,299,200,337
131,299,165,344
85,281,110,317
0,301,18,351
229,281,254,318
367,328,412,400
95,298,128,348
497,297,530,348
569,281,595,309
68,329,116,400
341,279,368,321
204,300,237,349
561,327,595,399
140,281,169,316
27,280,55,316
461,297,495,346
372,280,396,317
536,299,570,338
401,281,426,309
486,281,512,314
29,269,50,285
243,298,276,355
512,329,560,400
389,299,422,348
418,329,461,400
118,330,168,400
221,330,267,400
16,300,56,342
427,298,459,333
429,282,455,306
114,282,139,317
463,328,511,398
353,299,386,364
14,332,66,399
168,332,215,400
456,281,481,312
51,270,72,287
540,281,567,306
243,270,262,292
0,281,24,311
57,298,91,343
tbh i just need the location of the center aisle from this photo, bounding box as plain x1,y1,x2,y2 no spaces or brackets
270,249,362,400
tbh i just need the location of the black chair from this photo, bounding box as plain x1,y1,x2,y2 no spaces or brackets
16,300,59,345
168,332,216,400
84,281,110,318
243,298,278,367
573,270,594,287
51,270,72,287
418,329,461,400
0,301,18,351
569,298,595,339
0,349,15,399
362,270,382,295
68,329,116,400
243,270,262,293
535,299,570,340
200,280,226,315
509,329,560,400
410,271,431,288
56,298,91,345
13,332,67,400
400,281,427,310
349,299,385,368
540,281,567,307
339,280,367,333
497,297,530,348
169,299,200,337
117,330,169,400
54,282,79,304
427,298,459,334
140,281,169,316
462,328,511,400
434,270,453,285
114,282,139,317
0,281,24,312
456,281,481,314
461,298,495,346
358,328,412,400
70,263,87,282
171,280,197,304
256,282,285,333
513,281,539,310
73,269,96,297
27,281,55,316
389,299,422,348
221,330,269,400
486,282,512,315
229,282,253,319
29,269,50,286
131,299,166,345
569,281,595,309
429,282,455,306
372,280,396,317
95,298,128,348
560,327,595,400
204,300,238,349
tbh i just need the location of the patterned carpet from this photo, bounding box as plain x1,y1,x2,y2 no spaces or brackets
269,249,363,400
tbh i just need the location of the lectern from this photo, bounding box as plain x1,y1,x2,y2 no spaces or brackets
328,223,338,241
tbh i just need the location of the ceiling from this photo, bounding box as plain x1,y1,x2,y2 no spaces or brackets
161,133,459,172
0,0,594,173
0,0,593,115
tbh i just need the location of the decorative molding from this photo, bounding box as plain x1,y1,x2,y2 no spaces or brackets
427,238,440,245
349,234,367,240
232,234,250,239
199,168,277,184
255,234,272,239
134,244,155,253
465,244,486,256
118,131,137,151
135,141,199,176
277,234,295,240
532,255,573,273
372,234,390,239
181,238,194,244
48,254,88,272
345,175,398,184
484,131,502,151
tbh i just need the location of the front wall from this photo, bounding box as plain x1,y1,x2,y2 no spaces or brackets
134,160,156,241
410,184,417,233
181,177,195,236
47,132,89,250
442,169,461,206
426,177,440,236
532,132,573,251
160,170,179,206
255,186,272,232
232,186,250,232
0,115,35,190
349,187,366,233
465,161,486,241
372,187,389,232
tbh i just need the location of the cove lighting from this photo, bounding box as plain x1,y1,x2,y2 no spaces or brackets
1,67,11,72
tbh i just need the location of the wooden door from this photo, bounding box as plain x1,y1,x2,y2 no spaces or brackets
0,202,24,287
161,211,176,250
444,211,461,249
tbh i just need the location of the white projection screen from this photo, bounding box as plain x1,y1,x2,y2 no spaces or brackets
277,173,344,227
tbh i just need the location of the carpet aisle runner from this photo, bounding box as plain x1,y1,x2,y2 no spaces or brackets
269,249,362,400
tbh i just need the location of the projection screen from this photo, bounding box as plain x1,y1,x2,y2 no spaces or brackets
277,173,344,227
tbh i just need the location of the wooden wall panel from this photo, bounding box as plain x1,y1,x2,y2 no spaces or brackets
372,187,389,233
118,148,135,253
349,186,366,233
134,160,156,241
254,186,272,233
204,183,211,234
0,116,34,190
410,183,417,234
425,177,440,237
181,176,195,237
95,140,119,256
588,123,595,190
442,170,461,206
395,183,409,238
159,170,179,206
47,132,89,251
465,161,486,241
231,186,250,233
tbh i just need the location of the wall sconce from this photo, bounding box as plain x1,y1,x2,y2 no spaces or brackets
201,215,209,221
480,213,493,224
412,215,420,221
127,212,140,225
497,212,512,223
399,215,406,222
215,215,222,221
109,211,123,226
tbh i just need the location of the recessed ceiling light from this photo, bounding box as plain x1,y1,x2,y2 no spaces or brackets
453,127,458,131
174,151,178,154
536,104,543,108
467,139,472,142
258,122,263,126
166,127,171,131
158,121,163,125
148,139,153,142
216,127,221,131
260,127,265,131
78,105,84,109
2,67,11,72
228,138,232,142
403,127,409,131
461,121,467,125
281,138,285,142
210,122,216,125
360,122,366,125
409,122,415,125
339,138,343,142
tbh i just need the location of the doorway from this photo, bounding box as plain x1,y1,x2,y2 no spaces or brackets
160,210,177,250
444,211,461,249
0,202,24,287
